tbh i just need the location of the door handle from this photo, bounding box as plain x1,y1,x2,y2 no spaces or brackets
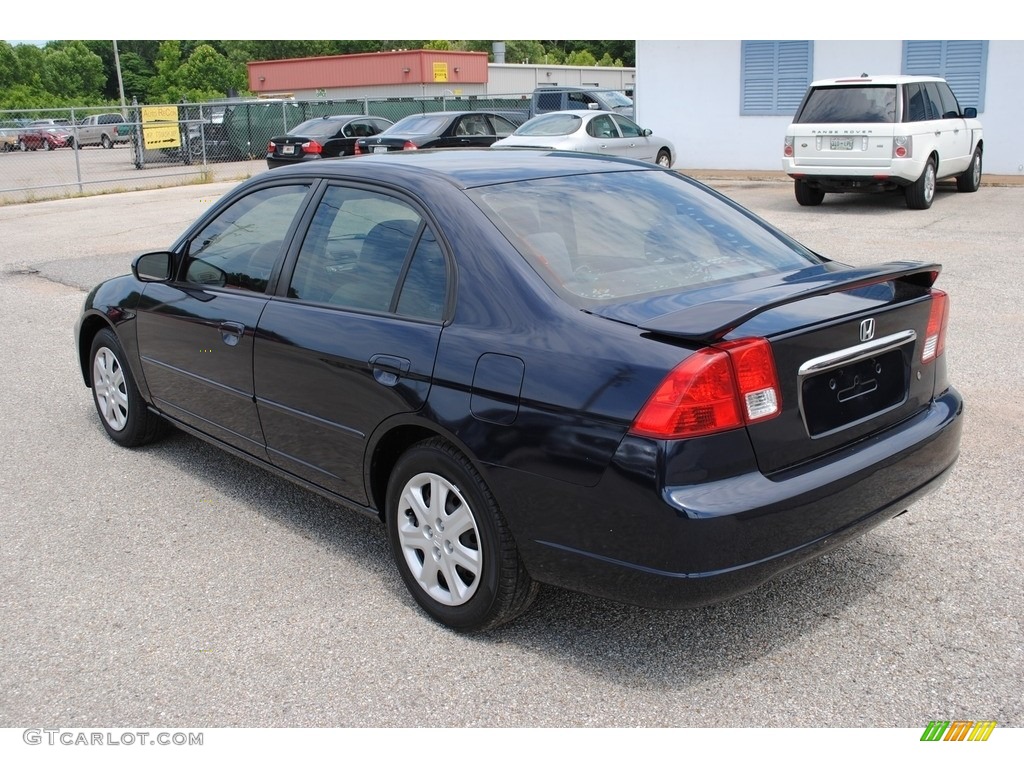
219,321,245,347
370,354,410,387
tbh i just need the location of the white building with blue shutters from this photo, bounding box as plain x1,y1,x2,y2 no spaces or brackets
636,40,1024,175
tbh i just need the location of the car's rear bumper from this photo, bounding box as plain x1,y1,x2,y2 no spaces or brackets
783,157,926,188
266,153,323,169
503,388,963,609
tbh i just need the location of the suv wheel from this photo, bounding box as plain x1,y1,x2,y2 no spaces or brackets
956,147,982,193
905,158,936,210
794,179,825,206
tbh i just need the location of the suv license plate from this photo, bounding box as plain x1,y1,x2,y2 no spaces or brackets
830,138,854,150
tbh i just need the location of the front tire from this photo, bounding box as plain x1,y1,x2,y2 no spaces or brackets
905,157,936,209
386,438,538,631
956,147,982,193
794,179,825,206
655,149,672,168
89,328,164,447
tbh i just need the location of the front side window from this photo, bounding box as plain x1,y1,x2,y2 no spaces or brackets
489,114,520,137
183,184,309,293
613,115,642,138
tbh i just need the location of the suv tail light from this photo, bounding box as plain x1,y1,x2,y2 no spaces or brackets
783,136,794,157
921,289,949,363
630,338,781,439
893,135,912,158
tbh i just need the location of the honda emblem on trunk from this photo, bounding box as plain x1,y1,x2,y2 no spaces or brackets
860,318,876,342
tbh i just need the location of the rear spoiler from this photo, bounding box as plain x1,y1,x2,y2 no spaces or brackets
640,261,941,343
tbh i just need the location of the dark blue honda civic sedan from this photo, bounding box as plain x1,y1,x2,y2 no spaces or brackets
75,149,963,631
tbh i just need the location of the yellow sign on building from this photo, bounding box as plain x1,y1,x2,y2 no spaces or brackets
432,62,449,83
141,105,182,150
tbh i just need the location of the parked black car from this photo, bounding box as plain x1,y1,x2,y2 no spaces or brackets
353,110,522,154
267,114,393,169
75,150,963,632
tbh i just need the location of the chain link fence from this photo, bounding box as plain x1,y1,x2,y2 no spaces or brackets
1,94,534,204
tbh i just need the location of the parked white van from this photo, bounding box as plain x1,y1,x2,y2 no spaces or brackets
782,75,983,209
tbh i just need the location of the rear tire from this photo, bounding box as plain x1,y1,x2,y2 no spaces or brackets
386,438,538,631
956,147,982,193
101,134,113,150
905,157,936,209
794,179,825,206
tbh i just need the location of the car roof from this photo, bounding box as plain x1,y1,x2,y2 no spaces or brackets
262,148,659,189
531,110,619,119
809,74,947,87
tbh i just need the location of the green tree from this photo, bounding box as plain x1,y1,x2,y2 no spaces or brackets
503,40,547,64
564,49,598,67
41,41,106,99
178,44,247,100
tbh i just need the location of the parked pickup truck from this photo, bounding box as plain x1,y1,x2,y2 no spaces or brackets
74,113,129,148
530,86,634,119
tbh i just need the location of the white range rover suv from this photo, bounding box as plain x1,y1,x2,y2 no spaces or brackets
782,75,983,209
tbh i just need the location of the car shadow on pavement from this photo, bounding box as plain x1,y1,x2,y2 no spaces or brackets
120,422,907,690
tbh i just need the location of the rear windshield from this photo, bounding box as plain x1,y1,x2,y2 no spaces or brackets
386,115,449,135
290,118,348,138
515,114,582,137
795,85,898,123
468,170,821,307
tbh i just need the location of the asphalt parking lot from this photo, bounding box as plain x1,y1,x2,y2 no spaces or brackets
0,175,1021,729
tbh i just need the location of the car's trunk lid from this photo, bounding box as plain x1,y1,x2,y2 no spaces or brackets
609,261,945,475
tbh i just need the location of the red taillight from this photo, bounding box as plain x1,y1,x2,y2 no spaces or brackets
403,140,418,151
630,338,781,439
302,140,324,154
354,143,362,155
267,141,276,152
921,289,949,363
783,136,794,157
893,135,911,159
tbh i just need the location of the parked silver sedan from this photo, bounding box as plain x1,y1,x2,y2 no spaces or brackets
492,110,675,167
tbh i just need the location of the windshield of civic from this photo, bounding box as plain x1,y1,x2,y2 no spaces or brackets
469,170,821,307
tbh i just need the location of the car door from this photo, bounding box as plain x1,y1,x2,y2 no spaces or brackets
612,115,655,162
135,182,312,456
254,184,449,504
585,114,627,157
933,80,972,173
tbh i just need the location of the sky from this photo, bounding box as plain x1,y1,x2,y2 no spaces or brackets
4,2,1010,46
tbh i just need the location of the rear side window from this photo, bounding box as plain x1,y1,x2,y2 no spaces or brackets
795,86,897,123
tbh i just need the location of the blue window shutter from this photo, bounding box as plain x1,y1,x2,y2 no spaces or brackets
903,40,988,112
741,41,812,116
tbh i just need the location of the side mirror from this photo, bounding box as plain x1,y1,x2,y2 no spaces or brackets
642,128,653,137
586,102,600,111
132,251,174,282
964,107,978,118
